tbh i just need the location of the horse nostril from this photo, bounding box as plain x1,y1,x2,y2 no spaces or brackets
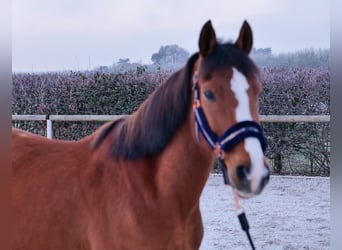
236,165,250,187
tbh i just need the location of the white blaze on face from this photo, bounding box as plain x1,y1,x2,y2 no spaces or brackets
230,67,265,193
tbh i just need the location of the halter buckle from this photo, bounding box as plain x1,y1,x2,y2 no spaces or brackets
214,143,224,159
193,100,201,109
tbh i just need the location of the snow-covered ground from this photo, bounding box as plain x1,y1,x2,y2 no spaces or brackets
200,175,330,250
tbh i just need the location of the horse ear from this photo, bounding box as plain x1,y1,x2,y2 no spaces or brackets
199,20,217,57
235,20,253,55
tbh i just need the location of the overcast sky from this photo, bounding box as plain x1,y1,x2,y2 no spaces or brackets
12,0,329,72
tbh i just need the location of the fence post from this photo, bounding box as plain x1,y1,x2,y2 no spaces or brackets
46,115,53,139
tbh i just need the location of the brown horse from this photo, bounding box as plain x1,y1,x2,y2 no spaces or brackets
12,20,269,249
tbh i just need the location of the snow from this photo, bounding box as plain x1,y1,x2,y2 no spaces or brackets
200,175,330,250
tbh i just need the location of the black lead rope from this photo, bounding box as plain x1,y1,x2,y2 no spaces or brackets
237,210,255,250
233,190,256,250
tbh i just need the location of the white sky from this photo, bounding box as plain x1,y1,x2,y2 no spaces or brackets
12,0,329,72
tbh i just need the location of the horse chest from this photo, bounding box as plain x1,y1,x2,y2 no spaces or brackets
87,199,203,250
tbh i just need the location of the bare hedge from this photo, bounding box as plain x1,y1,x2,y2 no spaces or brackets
12,67,330,176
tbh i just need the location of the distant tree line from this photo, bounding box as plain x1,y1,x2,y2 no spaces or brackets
95,44,190,73
251,48,329,68
151,44,190,67
95,45,329,73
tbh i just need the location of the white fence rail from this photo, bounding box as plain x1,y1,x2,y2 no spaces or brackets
12,114,330,139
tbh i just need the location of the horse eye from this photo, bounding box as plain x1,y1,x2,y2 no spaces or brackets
204,90,216,102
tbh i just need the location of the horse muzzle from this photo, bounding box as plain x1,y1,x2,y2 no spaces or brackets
220,155,270,198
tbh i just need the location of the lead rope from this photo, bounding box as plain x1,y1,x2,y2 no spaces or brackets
219,159,256,249
233,190,256,250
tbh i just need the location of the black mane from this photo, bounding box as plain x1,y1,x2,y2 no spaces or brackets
93,53,198,159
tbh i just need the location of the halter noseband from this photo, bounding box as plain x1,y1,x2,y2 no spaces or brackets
192,77,267,185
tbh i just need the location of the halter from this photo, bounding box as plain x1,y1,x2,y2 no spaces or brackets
192,75,267,185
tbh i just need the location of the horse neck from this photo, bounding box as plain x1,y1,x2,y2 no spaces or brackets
156,107,216,211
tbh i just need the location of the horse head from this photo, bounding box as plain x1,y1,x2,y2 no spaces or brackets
193,20,269,198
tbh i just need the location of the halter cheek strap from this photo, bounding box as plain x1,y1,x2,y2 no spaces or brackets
192,82,267,185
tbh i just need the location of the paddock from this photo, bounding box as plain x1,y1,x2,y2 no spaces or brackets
200,175,330,250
